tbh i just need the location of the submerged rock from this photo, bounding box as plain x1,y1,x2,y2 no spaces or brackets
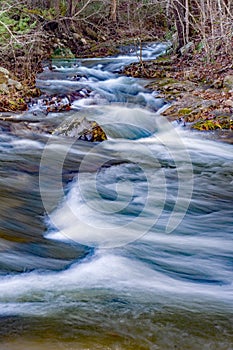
53,116,107,142
34,89,92,114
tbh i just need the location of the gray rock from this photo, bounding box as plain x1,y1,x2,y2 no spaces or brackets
80,38,87,45
0,83,9,93
180,42,194,55
0,67,10,76
0,67,22,92
73,33,81,41
8,79,22,90
223,75,233,90
224,99,233,108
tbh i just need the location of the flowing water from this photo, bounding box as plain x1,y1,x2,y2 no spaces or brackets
0,42,233,349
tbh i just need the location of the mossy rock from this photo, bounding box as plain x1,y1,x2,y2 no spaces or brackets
178,108,192,116
79,121,107,142
160,81,197,93
8,98,27,111
157,77,178,87
192,116,233,131
155,56,172,64
0,97,27,112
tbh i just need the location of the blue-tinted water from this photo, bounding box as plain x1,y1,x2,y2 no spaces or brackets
0,43,232,349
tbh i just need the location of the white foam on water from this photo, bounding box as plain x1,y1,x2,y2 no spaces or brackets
0,251,232,314
11,139,43,149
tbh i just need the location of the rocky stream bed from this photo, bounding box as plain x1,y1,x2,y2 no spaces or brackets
1,43,233,144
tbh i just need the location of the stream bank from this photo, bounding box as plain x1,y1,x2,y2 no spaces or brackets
123,53,233,143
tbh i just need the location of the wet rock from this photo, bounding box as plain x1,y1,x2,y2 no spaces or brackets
53,116,107,142
68,89,92,102
37,94,71,114
29,88,92,114
67,74,88,82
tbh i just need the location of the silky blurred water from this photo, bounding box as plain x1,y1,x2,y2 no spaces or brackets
0,42,232,349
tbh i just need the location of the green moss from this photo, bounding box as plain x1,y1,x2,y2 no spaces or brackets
192,117,233,131
157,78,177,87
51,47,75,59
155,55,172,64
178,108,192,116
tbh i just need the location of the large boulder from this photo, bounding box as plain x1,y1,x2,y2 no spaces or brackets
52,116,107,142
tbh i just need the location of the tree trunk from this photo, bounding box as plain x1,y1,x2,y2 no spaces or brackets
110,0,117,22
67,0,75,17
172,0,187,49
